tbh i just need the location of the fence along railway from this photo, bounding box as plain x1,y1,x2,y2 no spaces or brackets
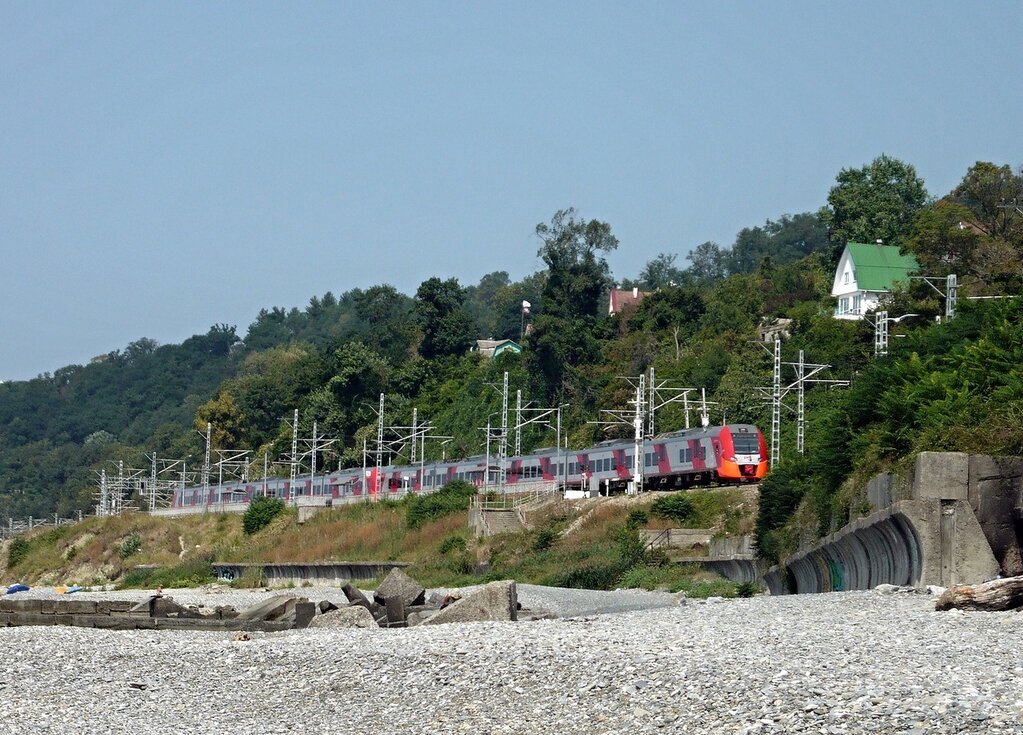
158,422,767,516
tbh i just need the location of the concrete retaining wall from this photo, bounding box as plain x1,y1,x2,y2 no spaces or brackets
211,561,410,586
641,528,713,550
703,558,763,585
766,452,1012,595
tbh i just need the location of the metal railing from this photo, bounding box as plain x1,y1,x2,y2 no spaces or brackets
1,512,84,540
471,481,558,512
644,528,671,551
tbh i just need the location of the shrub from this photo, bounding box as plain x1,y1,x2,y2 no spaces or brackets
439,535,467,555
545,561,625,591
736,581,759,598
532,527,558,552
117,558,216,589
626,509,649,527
118,532,142,559
446,552,475,576
231,566,266,588
243,496,286,535
406,480,476,529
615,524,647,566
117,566,155,588
650,493,695,523
7,537,30,568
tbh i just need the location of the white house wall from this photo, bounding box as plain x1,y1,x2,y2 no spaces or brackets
831,249,858,298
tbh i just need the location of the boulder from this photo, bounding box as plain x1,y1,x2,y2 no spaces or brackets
422,581,517,626
318,600,339,614
373,568,425,607
308,606,378,629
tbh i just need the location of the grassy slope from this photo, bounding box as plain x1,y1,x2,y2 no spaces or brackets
1,488,755,595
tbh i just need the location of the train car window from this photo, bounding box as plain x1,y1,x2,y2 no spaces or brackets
732,432,759,453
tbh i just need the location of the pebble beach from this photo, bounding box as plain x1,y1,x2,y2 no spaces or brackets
0,586,1021,734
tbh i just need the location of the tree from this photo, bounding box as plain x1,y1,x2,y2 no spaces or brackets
822,154,928,248
951,162,1023,241
685,241,726,282
726,213,830,275
348,285,416,362
535,208,619,319
639,253,685,289
414,277,477,359
905,201,981,275
195,391,246,449
529,209,618,402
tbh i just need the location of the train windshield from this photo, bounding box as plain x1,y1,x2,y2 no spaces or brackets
732,432,760,454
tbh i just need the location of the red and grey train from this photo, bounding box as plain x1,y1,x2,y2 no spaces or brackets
171,424,768,509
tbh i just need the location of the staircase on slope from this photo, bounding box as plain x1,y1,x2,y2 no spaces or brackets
480,508,524,536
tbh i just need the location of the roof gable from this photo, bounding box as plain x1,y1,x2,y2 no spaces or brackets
843,242,919,291
474,339,522,358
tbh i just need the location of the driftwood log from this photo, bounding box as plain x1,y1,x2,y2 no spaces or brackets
935,575,1023,612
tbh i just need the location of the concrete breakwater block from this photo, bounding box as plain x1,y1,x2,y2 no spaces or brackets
309,606,377,629
422,581,518,626
373,568,426,607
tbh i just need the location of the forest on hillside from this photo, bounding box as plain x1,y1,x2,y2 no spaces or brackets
1,156,1021,563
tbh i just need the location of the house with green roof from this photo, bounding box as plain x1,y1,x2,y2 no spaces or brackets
831,242,920,319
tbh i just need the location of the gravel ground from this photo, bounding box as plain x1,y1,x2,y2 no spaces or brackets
1,589,1021,734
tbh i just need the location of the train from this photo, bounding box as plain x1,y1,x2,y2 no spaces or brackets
170,423,768,509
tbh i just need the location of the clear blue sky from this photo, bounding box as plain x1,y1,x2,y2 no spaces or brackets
1,2,1020,380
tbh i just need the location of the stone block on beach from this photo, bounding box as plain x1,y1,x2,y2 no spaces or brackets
373,568,426,607
422,581,517,626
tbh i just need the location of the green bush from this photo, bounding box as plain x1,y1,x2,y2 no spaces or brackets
532,526,558,552
650,493,695,523
616,565,739,597
231,566,266,588
117,566,156,588
615,524,647,566
117,558,216,589
626,509,649,527
439,535,467,555
545,561,625,591
446,552,475,576
118,532,142,559
406,480,476,529
736,581,759,598
7,537,31,568
243,496,286,535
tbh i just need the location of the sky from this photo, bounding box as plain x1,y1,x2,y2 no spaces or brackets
1,2,1020,381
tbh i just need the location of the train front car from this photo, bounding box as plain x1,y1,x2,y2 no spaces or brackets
715,424,768,482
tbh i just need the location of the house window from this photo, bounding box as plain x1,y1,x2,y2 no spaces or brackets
839,297,849,314
852,295,862,313
844,271,850,284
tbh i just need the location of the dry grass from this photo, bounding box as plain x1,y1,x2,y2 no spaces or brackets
2,486,757,589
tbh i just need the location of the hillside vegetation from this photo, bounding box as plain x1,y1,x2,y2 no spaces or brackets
2,487,754,597
1,156,1021,569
